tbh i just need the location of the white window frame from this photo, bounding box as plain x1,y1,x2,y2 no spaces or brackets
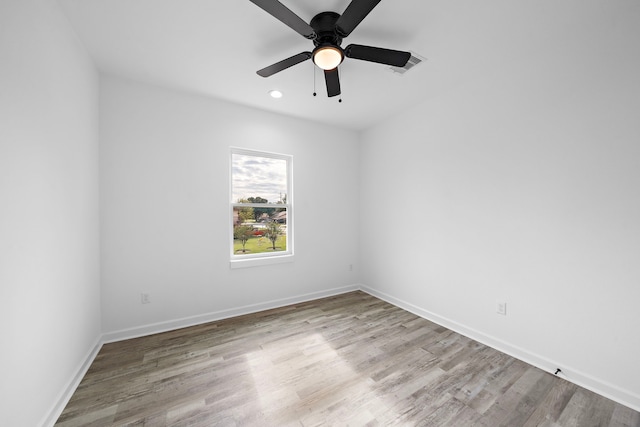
229,148,294,268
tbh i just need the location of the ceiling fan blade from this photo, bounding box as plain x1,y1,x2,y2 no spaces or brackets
335,0,382,37
257,52,312,77
250,0,316,39
324,68,341,97
345,44,410,67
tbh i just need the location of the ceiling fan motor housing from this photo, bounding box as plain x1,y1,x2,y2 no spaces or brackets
310,12,343,47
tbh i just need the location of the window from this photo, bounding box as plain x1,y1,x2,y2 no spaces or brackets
230,148,293,267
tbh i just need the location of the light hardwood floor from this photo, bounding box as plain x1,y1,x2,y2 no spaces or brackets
56,291,640,426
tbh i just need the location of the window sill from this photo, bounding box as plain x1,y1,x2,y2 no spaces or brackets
229,254,294,269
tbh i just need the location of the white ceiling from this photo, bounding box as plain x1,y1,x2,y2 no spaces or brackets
57,0,605,131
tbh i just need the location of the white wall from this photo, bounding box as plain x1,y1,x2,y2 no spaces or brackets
99,75,360,336
359,1,640,410
0,0,101,425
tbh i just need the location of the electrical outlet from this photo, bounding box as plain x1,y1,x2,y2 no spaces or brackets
141,293,150,304
496,301,507,315
349,264,353,271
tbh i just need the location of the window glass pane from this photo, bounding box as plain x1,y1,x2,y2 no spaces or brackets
233,207,287,255
231,154,287,204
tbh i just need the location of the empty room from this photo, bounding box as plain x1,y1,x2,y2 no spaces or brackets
1,0,639,426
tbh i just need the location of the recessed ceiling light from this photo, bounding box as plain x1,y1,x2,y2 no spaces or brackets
269,90,283,99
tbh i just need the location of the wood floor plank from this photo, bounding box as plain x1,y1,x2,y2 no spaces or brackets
522,378,579,427
55,291,640,426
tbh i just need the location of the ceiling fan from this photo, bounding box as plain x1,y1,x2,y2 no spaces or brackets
250,0,411,97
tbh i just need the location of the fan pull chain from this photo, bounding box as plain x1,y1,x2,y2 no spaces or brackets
312,63,317,97
338,66,343,103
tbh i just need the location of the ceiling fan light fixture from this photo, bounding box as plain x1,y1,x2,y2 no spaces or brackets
312,46,344,71
268,89,283,98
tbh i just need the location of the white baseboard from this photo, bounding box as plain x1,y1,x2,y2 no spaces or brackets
359,284,640,413
102,284,359,343
40,336,104,427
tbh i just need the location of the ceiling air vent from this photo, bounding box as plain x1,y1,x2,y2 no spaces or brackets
388,52,425,75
